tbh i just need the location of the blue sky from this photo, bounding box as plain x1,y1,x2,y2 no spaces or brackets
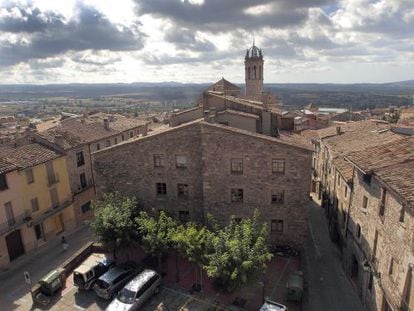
0,0,413,84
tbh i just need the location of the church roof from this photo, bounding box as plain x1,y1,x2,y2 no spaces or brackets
246,44,263,59
207,77,240,92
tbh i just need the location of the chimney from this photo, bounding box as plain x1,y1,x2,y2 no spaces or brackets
81,118,86,124
109,115,115,122
142,124,148,137
203,110,210,122
336,126,342,135
104,118,110,130
54,134,64,148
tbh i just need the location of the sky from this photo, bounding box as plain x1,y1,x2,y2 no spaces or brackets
0,0,413,84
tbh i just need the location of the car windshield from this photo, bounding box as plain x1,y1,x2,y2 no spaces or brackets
117,288,136,304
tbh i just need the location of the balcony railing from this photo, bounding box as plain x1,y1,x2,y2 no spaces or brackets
32,198,73,226
0,211,32,236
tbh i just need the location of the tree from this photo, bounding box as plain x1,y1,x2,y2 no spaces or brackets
170,222,212,290
135,211,177,273
89,192,140,258
204,210,272,291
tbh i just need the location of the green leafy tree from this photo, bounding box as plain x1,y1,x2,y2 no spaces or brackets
89,192,140,258
204,210,272,291
170,222,212,289
136,211,177,273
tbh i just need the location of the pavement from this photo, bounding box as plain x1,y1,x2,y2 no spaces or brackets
304,199,364,311
0,225,95,310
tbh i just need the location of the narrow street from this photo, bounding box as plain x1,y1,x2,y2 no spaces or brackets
0,225,94,310
305,201,364,311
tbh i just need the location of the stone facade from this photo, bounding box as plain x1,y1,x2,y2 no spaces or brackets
92,120,312,248
309,122,414,311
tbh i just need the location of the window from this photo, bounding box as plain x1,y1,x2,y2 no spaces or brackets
368,274,373,291
45,161,57,185
76,151,85,167
271,219,284,233
356,224,361,239
156,183,167,196
272,159,285,174
337,173,341,186
129,132,133,138
121,134,125,141
96,143,100,151
50,188,59,208
341,210,347,228
373,230,378,258
231,188,243,202
114,137,118,145
362,196,368,209
177,184,188,198
31,198,39,212
231,158,243,174
105,140,110,147
34,223,44,240
179,211,189,222
389,258,397,277
271,191,284,205
153,155,164,167
81,201,91,214
175,155,187,168
344,185,348,198
363,173,372,185
26,169,34,184
379,188,386,217
4,201,15,226
399,207,405,223
80,173,87,189
0,173,8,190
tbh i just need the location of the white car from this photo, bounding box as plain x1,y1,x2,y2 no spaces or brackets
105,269,161,311
260,298,288,311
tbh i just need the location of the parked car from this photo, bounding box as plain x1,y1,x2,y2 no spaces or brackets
286,272,303,302
105,269,161,311
93,262,142,300
73,253,114,290
259,298,288,311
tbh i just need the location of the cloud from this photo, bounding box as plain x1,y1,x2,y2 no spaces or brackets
0,3,145,67
164,27,216,52
135,0,333,33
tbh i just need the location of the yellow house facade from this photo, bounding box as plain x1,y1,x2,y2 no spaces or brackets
0,143,75,269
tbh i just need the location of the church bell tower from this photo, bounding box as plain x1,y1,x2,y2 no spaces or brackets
244,41,264,100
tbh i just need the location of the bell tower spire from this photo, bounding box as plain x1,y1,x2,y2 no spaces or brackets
244,40,263,100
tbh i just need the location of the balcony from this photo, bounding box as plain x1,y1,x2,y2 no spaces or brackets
0,211,32,236
32,198,73,226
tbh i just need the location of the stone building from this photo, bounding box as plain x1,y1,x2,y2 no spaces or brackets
34,113,148,224
309,122,408,243
169,43,286,131
344,137,414,311
244,44,263,100
92,119,312,248
0,143,75,269
308,122,414,310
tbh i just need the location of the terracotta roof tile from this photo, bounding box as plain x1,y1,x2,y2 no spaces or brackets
37,114,147,149
0,143,62,169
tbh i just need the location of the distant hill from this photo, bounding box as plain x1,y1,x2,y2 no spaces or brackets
0,80,412,109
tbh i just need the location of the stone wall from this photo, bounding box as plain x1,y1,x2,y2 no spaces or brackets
169,106,203,127
201,124,311,248
344,170,414,311
93,123,205,222
92,121,312,248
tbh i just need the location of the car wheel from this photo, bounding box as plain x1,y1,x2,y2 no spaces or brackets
154,286,160,295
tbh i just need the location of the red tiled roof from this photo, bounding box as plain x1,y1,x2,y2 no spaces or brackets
0,143,62,170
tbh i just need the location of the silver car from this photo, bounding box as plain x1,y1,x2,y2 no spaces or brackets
94,263,140,300
105,269,161,311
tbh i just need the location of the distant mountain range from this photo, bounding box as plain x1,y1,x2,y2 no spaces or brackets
0,80,412,109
